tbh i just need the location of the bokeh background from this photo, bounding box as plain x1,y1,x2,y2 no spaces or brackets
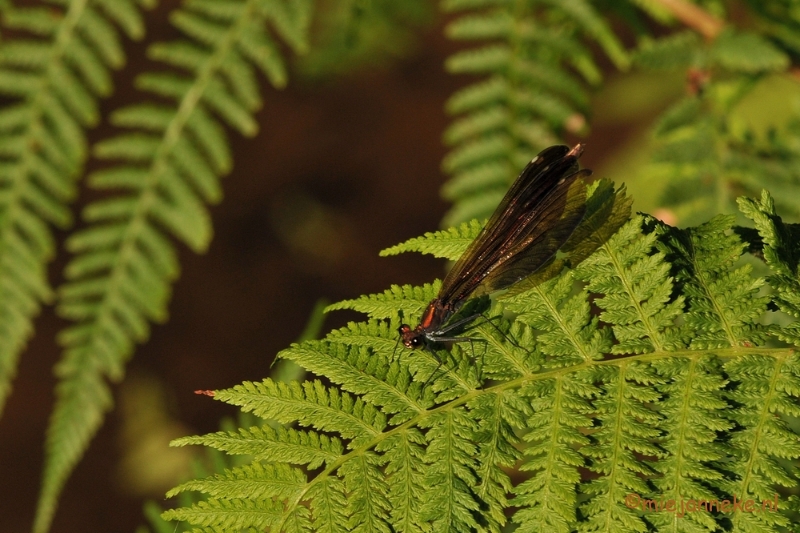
2,2,799,532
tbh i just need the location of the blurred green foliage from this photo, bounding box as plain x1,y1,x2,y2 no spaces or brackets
1,0,800,532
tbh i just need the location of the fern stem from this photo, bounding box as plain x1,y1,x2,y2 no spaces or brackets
652,0,724,40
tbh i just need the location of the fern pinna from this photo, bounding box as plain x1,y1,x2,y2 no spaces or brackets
163,184,800,533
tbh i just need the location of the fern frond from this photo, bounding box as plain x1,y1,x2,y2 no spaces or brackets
742,0,800,56
469,390,524,532
710,29,789,74
308,476,349,533
139,2,800,529
723,353,800,533
512,371,595,533
165,194,800,532
38,2,312,528
418,408,481,533
661,214,769,348
379,219,481,259
217,378,384,448
501,181,630,368
173,425,343,469
377,428,427,533
283,338,428,424
633,31,699,71
574,215,685,354
739,191,800,344
163,497,285,530
167,462,307,501
648,355,732,533
325,281,440,320
578,362,663,533
340,451,392,533
0,0,154,426
633,19,799,226
506,270,611,367
441,0,628,226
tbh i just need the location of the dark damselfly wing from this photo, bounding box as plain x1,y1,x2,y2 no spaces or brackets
438,144,590,304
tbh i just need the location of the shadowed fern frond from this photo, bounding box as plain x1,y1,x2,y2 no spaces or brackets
34,1,311,531
440,0,629,227
632,5,800,226
0,0,155,417
163,186,800,533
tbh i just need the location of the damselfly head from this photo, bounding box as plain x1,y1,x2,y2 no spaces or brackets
398,324,423,349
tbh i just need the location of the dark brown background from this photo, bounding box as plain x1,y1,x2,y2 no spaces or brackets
0,6,640,532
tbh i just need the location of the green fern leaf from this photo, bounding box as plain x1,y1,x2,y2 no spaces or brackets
506,270,611,367
418,408,481,533
0,0,153,433
441,161,512,201
173,425,343,469
340,451,392,533
739,191,800,345
638,23,800,227
549,0,629,70
325,281,440,320
167,462,307,501
377,428,427,533
469,390,525,532
578,362,662,533
380,219,481,259
633,31,700,71
440,0,625,226
163,497,285,530
164,191,800,532
281,338,426,424
723,352,800,533
648,355,732,533
653,97,702,136
216,378,384,448
512,370,595,533
308,477,349,533
445,10,511,40
295,0,432,79
662,214,769,348
0,2,165,531
574,215,685,354
710,29,790,73
38,2,312,531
